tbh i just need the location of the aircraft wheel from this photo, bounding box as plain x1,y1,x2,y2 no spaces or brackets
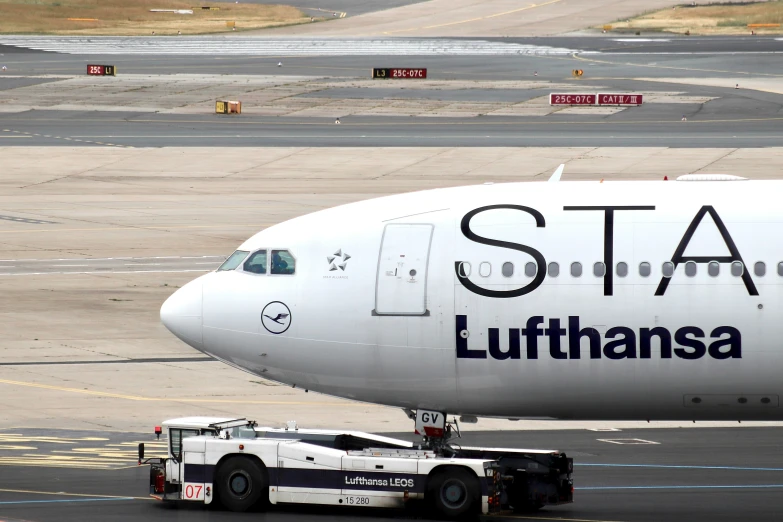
215,456,267,512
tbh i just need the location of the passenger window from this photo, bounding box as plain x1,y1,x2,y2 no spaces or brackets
243,250,267,274
571,262,582,277
754,262,766,277
479,262,491,277
662,261,674,278
271,250,295,275
548,262,559,277
639,262,651,277
502,262,514,277
708,261,720,277
218,250,248,271
731,261,744,277
616,262,628,278
525,262,537,277
593,262,605,277
458,262,471,277
685,261,697,277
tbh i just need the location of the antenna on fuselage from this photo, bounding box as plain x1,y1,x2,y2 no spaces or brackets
548,164,565,183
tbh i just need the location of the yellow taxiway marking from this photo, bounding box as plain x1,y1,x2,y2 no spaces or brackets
570,52,783,78
384,0,562,34
0,378,369,406
0,135,32,138
0,487,152,501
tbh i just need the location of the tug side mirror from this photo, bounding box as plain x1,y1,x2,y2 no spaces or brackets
138,443,145,464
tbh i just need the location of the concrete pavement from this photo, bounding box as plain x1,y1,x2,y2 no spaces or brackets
258,0,708,37
2,146,783,434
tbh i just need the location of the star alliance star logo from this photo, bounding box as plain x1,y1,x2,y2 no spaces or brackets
327,249,351,271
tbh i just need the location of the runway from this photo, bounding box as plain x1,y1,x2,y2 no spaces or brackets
2,427,783,522
0,35,781,58
3,113,781,147
0,36,781,147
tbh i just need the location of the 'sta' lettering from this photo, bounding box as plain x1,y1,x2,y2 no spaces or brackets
563,206,655,296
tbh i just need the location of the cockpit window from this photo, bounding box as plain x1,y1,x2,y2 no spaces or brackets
243,250,267,274
217,250,248,272
271,250,296,275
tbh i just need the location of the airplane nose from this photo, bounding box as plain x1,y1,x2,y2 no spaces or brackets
160,277,203,350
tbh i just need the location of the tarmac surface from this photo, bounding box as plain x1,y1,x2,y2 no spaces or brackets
2,7,783,522
255,0,700,37
3,111,781,148
0,37,781,148
2,427,783,521
178,0,428,18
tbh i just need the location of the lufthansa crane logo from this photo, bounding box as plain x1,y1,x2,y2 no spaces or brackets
261,301,291,334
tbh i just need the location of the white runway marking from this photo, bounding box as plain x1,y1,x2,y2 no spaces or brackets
0,255,224,276
613,38,671,42
0,256,225,262
598,438,660,445
0,36,588,56
0,269,211,276
601,51,783,55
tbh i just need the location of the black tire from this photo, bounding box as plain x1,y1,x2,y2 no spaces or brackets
215,456,267,512
427,467,480,519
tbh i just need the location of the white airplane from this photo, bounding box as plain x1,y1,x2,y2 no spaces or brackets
161,170,781,423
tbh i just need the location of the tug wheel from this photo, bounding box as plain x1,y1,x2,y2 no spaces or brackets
215,456,267,512
428,467,480,519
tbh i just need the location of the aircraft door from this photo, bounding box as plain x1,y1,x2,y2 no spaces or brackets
375,224,433,315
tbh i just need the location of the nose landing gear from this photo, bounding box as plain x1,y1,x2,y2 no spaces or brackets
404,408,460,457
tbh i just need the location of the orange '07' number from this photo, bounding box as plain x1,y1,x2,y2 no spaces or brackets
184,485,203,498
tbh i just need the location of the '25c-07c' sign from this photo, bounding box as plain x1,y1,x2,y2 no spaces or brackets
550,93,643,106
372,68,427,79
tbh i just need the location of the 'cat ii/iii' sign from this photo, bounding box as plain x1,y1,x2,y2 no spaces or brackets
550,93,643,106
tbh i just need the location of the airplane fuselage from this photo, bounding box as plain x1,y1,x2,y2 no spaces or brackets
164,180,783,421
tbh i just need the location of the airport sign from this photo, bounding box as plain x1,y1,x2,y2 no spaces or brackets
87,64,116,76
549,94,597,105
372,68,428,79
598,93,643,105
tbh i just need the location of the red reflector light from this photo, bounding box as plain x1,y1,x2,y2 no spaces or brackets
239,444,244,450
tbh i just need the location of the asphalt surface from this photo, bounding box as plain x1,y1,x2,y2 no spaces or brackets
0,36,781,147
2,427,783,521
1,102,780,147
1,36,782,76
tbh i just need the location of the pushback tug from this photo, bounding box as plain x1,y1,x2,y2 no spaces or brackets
140,412,573,518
